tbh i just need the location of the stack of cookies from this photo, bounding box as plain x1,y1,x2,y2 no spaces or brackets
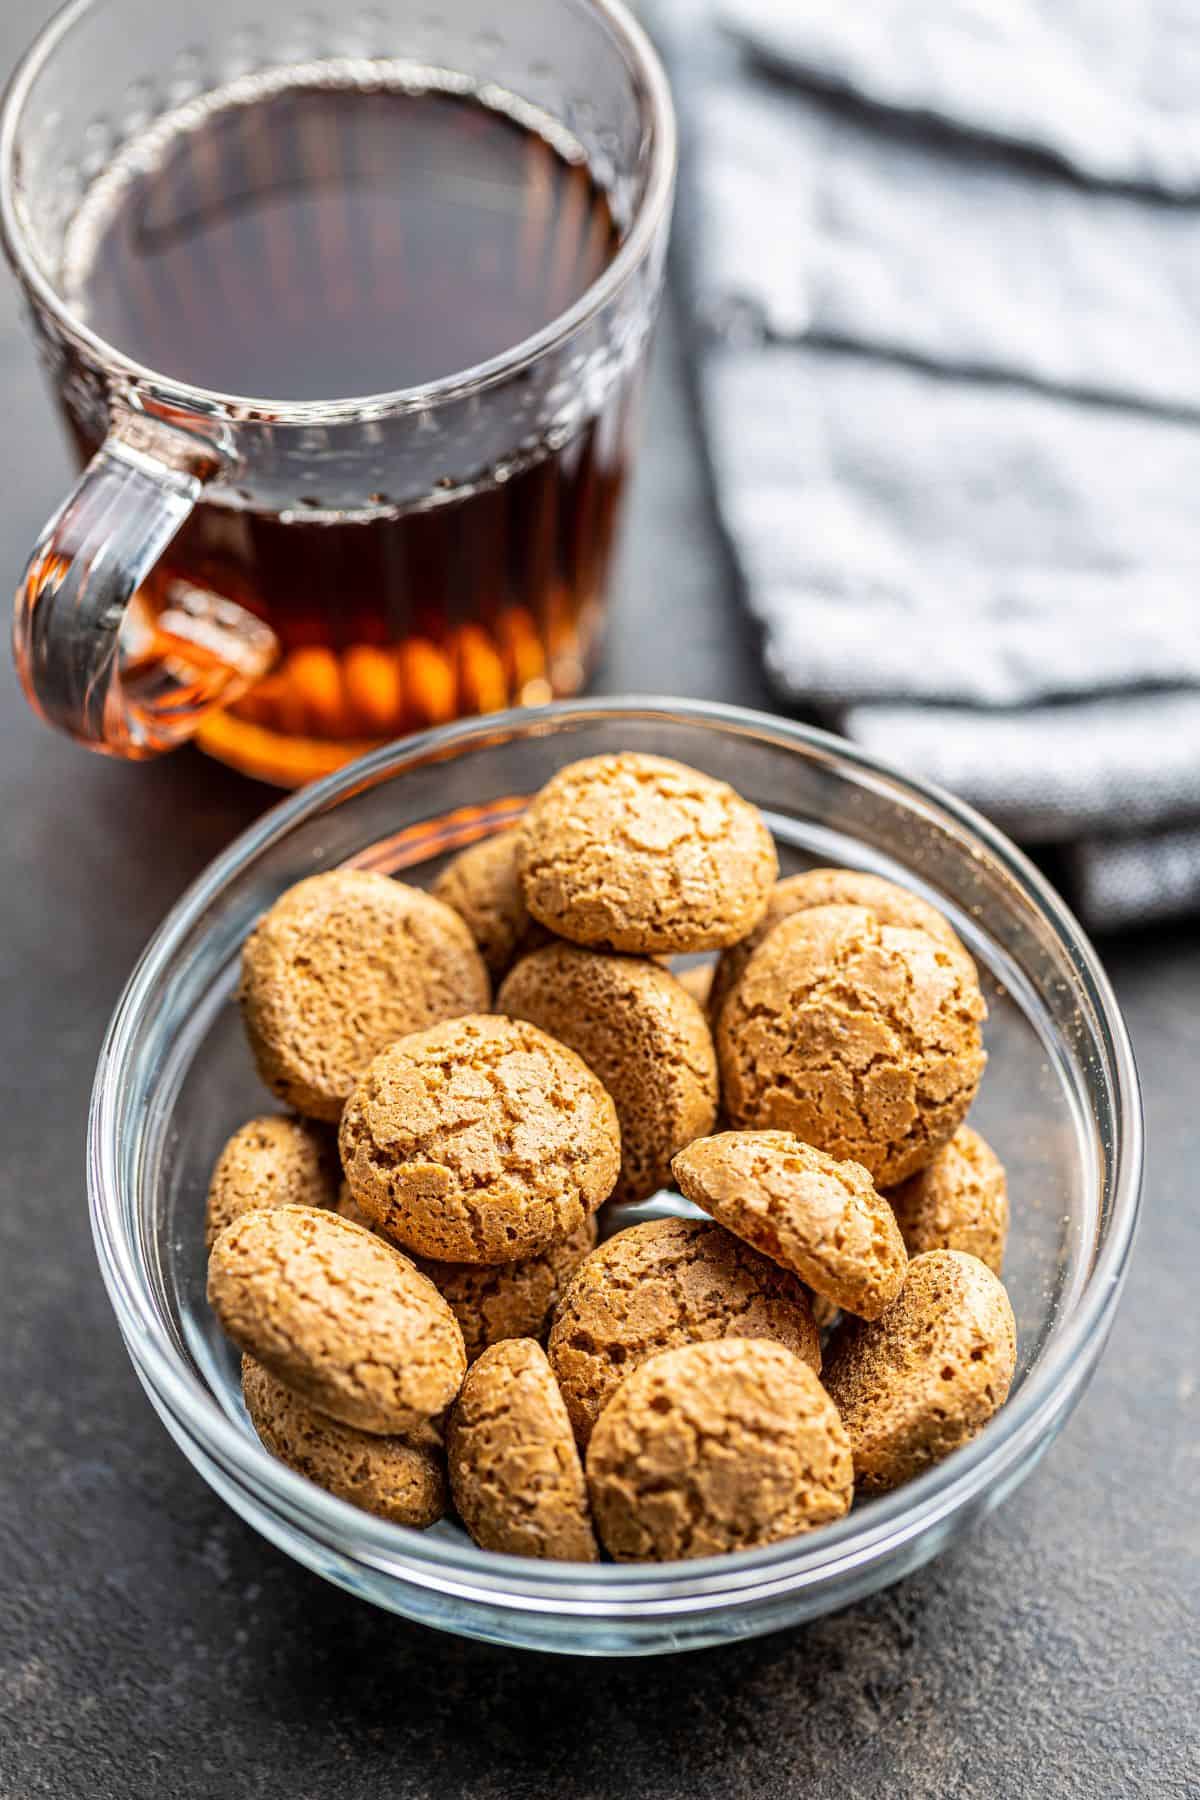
205,751,1017,1563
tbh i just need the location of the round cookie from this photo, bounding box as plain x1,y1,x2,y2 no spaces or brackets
337,1184,598,1362
338,1014,620,1264
709,867,974,1026
207,1205,467,1435
547,1217,821,1445
823,1248,1017,1493
431,829,549,981
241,1355,446,1528
516,752,777,954
672,1131,907,1320
205,1115,337,1251
447,1339,598,1560
497,945,719,1205
586,1339,852,1561
887,1126,1009,1275
239,870,490,1121
717,904,987,1185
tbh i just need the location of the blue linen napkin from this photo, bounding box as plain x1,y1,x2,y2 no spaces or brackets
658,0,1200,929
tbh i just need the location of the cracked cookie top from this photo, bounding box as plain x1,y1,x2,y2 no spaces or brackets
708,866,975,1026
516,753,777,954
672,1131,908,1320
447,1339,598,1561
338,1014,620,1265
716,903,987,1185
823,1249,1017,1494
239,870,490,1122
497,944,719,1205
207,1204,466,1435
546,1217,820,1445
241,1355,447,1528
585,1338,852,1561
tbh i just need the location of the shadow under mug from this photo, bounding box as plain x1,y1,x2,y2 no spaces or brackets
0,0,674,785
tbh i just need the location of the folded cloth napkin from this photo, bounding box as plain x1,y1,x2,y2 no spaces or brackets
656,0,1200,930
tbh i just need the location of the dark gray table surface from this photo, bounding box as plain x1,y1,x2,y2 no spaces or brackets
1,6,1197,1795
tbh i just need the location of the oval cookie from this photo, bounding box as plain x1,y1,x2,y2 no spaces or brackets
888,1126,1009,1275
709,866,974,1025
672,1130,907,1320
207,1205,467,1434
447,1339,597,1560
823,1248,1017,1493
242,1355,446,1528
205,1114,337,1251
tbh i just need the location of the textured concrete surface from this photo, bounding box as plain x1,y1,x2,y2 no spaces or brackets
1,4,1197,1794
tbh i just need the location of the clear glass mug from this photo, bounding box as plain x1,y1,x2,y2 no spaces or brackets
1,0,674,785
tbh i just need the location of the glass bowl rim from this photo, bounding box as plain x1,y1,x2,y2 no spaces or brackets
88,697,1143,1615
0,0,676,423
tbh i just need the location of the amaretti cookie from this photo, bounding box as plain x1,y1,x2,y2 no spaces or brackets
498,944,719,1205
204,1115,337,1251
823,1249,1017,1493
447,1339,598,1560
586,1339,853,1561
338,1014,620,1263
888,1126,1009,1275
241,1355,446,1528
672,1131,907,1320
516,752,777,954
207,1205,467,1435
717,904,987,1185
239,870,489,1121
547,1217,820,1445
708,866,974,1024
432,829,549,981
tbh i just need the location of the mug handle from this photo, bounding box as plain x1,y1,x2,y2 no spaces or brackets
13,416,278,758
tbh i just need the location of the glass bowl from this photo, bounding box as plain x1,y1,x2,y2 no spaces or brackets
89,699,1142,1656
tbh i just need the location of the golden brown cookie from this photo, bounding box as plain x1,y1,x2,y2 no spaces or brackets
204,1115,337,1251
239,870,490,1121
338,1014,620,1264
823,1249,1017,1493
207,1205,467,1435
672,1131,907,1320
717,904,987,1185
516,753,777,954
887,1126,1009,1275
546,1217,821,1445
497,944,719,1205
241,1356,446,1528
431,829,549,981
709,867,973,1025
447,1339,598,1560
586,1339,852,1561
